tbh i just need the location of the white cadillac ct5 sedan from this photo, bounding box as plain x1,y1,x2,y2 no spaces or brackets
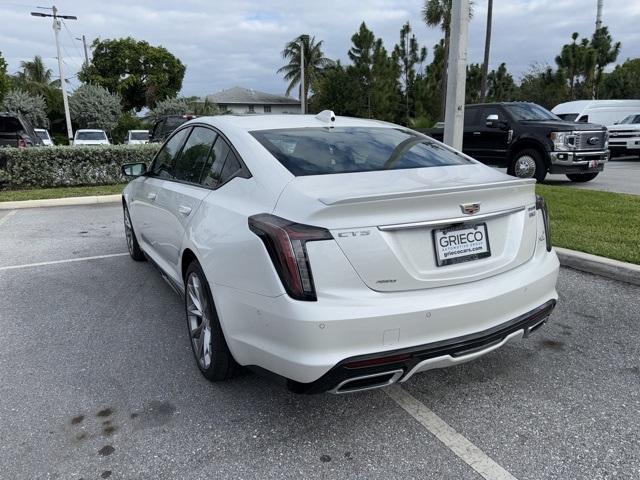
121,112,559,394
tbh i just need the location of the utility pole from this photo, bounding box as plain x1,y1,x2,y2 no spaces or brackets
300,36,306,115
443,0,469,150
76,35,89,66
31,6,77,144
595,0,604,30
480,0,493,101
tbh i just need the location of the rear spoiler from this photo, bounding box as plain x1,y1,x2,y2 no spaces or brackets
319,178,535,206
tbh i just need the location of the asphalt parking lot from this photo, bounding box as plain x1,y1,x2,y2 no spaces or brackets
498,159,640,195
1,204,639,480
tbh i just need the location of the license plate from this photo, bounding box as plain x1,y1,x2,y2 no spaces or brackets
433,223,491,267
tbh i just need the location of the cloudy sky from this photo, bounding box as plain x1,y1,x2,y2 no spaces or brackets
1,0,639,98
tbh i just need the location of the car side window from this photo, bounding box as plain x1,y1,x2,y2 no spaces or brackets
220,150,242,184
200,137,231,187
151,128,191,179
577,115,588,123
464,107,479,126
174,127,218,184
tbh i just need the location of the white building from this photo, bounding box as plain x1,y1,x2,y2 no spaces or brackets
206,86,301,115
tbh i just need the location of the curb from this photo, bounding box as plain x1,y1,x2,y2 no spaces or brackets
0,194,121,210
556,247,640,287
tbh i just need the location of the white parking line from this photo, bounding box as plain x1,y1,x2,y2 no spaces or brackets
386,385,518,480
0,253,129,271
0,210,17,226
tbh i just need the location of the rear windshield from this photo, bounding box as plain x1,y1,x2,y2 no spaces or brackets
130,131,148,140
76,131,107,140
250,127,471,176
35,130,50,140
556,113,579,122
0,116,22,133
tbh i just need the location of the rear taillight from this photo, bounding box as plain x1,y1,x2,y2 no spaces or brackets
248,214,333,301
536,194,552,252
17,138,27,149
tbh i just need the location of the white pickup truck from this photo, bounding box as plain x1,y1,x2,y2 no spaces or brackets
608,114,640,158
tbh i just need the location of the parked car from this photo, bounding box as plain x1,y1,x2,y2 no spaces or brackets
425,102,608,182
552,99,640,126
34,128,54,146
120,112,559,394
124,129,150,145
73,129,110,146
607,113,640,158
0,112,43,148
149,115,196,143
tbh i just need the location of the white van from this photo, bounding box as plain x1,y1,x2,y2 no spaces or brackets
552,100,640,126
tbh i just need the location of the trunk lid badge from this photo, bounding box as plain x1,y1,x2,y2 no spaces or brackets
460,203,481,215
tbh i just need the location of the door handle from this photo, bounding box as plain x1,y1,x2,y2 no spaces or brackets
473,132,481,135
178,205,192,216
147,192,157,201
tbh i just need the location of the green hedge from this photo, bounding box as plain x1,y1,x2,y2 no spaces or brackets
0,144,160,189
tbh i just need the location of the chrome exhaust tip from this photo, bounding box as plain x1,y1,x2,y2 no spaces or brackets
329,369,404,394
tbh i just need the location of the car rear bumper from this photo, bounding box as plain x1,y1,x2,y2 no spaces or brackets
549,150,608,174
213,244,559,390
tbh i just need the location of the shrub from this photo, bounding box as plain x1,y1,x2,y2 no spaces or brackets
69,84,122,132
0,143,160,190
149,97,190,122
2,88,49,128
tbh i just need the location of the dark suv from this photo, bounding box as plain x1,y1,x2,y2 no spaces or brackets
426,102,608,182
0,112,43,148
149,115,197,143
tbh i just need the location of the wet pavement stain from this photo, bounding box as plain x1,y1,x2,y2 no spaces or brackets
98,445,115,456
540,339,565,350
103,425,117,436
101,470,112,478
131,401,176,430
320,455,331,463
96,408,114,418
70,415,84,425
75,432,88,441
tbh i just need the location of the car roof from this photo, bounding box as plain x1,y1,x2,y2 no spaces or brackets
189,114,398,133
76,129,106,132
129,129,149,132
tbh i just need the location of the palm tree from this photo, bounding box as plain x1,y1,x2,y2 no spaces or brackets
422,0,473,117
277,35,333,113
480,0,493,101
19,55,52,85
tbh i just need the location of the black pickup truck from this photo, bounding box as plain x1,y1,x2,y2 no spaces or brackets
425,102,608,182
0,112,43,148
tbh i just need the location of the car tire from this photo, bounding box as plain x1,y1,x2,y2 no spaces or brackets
566,172,599,182
184,260,238,381
123,204,146,261
507,149,547,182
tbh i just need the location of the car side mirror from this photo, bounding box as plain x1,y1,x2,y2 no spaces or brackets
486,114,500,128
122,162,147,177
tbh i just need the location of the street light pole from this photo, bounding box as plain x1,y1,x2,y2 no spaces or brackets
31,6,77,144
443,0,469,150
596,0,604,30
76,35,89,66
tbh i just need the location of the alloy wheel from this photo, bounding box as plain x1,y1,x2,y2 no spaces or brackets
513,155,537,178
186,273,213,369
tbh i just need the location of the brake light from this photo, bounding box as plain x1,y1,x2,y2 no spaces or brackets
17,138,27,148
248,214,333,301
536,194,552,252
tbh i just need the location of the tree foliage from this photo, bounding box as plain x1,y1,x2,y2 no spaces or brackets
149,97,191,123
79,37,186,111
0,51,9,104
1,89,49,128
69,84,122,132
16,55,53,85
393,22,427,123
277,35,334,112
517,64,568,109
602,58,640,99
